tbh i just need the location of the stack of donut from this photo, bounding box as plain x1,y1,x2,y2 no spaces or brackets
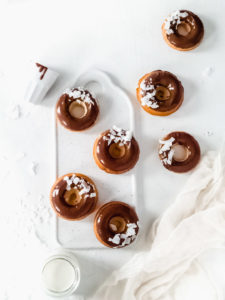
50,9,204,249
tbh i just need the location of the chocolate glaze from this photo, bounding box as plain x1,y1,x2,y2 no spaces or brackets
159,131,201,173
50,174,97,220
95,130,140,173
36,63,48,80
95,201,139,248
165,10,204,49
56,88,99,131
141,70,184,113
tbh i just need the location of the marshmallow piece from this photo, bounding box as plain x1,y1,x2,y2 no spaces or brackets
24,63,59,104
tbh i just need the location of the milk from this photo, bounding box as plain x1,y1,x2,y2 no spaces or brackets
42,251,80,297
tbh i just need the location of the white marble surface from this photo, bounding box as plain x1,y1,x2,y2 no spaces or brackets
1,0,225,299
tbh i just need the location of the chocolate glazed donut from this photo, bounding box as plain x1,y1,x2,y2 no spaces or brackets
93,126,140,174
159,132,201,173
56,87,99,131
94,201,139,248
50,173,98,221
162,10,204,51
137,70,184,116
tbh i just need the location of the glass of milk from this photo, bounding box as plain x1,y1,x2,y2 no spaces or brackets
41,249,80,297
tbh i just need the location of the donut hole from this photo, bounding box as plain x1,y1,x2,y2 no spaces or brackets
156,86,170,101
172,144,190,162
109,143,126,159
177,22,191,37
109,216,126,233
69,101,87,119
64,189,81,206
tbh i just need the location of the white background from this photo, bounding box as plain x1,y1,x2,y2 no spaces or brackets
1,0,225,299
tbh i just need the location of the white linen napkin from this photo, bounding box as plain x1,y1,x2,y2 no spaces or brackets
91,151,225,300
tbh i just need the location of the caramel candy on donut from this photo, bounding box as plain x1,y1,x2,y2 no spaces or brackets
93,126,140,174
56,87,99,131
94,201,139,248
50,173,98,220
162,10,204,51
158,132,201,173
136,70,184,116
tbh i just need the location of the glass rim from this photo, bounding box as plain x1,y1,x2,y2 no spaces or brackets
41,253,80,297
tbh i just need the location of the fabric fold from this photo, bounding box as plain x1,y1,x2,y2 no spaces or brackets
91,152,225,300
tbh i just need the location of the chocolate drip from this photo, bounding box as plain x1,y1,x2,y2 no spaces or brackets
36,63,48,80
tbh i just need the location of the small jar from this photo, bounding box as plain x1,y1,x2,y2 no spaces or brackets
41,249,80,297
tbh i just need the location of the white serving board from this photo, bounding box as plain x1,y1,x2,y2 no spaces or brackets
54,69,138,250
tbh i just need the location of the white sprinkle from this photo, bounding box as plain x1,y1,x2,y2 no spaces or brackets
121,237,131,246
126,223,137,236
108,222,138,247
7,105,21,120
140,79,159,109
72,176,80,185
168,149,175,162
103,126,132,146
140,80,154,91
63,174,95,198
159,137,175,154
30,162,38,175
168,83,174,90
163,149,175,165
79,181,90,195
63,176,73,190
202,66,215,77
64,87,94,105
159,137,176,165
207,130,214,137
113,125,122,133
164,10,189,35
108,234,121,245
